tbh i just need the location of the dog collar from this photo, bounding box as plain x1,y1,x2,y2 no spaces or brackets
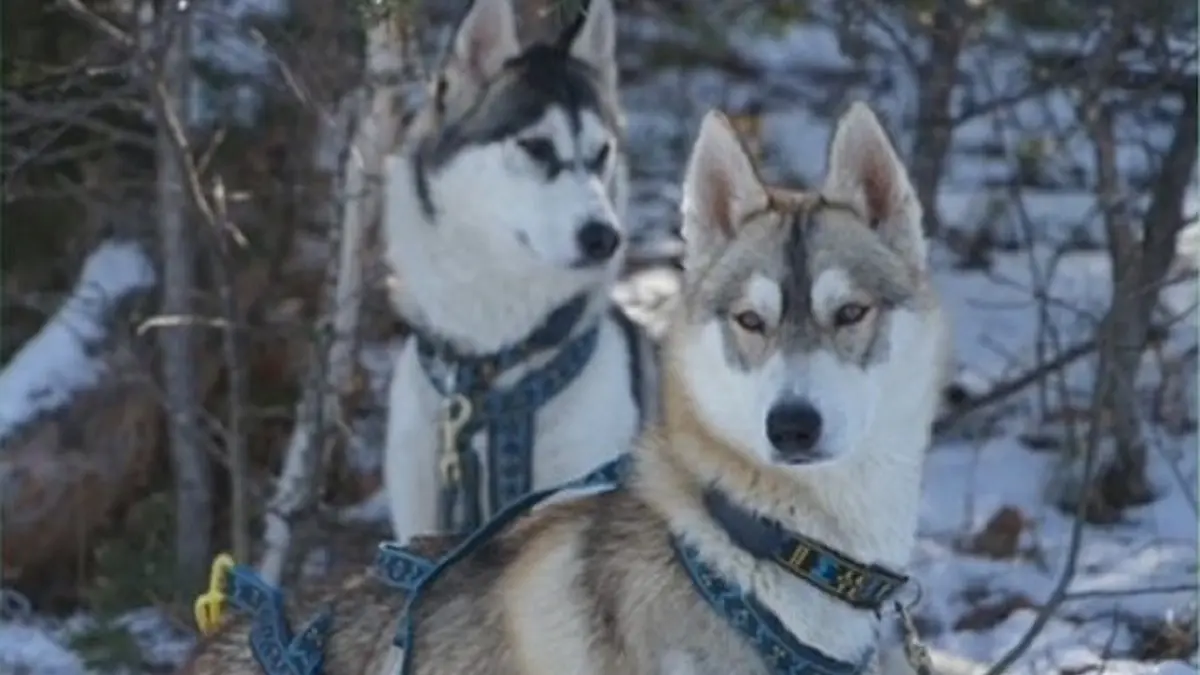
413,293,591,386
703,489,908,612
673,538,874,675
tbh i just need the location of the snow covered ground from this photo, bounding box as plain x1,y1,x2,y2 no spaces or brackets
1,3,1195,674
911,249,1197,674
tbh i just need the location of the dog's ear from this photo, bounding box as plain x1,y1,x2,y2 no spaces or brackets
446,0,520,89
824,102,926,266
681,111,768,260
569,0,617,92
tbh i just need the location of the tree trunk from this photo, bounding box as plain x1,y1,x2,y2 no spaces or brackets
154,4,212,595
1087,92,1198,515
909,0,967,239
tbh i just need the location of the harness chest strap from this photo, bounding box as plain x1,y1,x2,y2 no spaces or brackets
415,293,598,533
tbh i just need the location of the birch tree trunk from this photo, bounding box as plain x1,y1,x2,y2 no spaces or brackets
257,6,418,586
154,3,212,594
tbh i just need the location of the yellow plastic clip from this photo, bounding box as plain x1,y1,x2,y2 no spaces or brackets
194,553,236,636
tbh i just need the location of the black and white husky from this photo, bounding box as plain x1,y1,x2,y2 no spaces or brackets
381,0,653,544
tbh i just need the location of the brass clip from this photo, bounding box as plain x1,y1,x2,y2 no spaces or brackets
438,394,472,485
896,601,933,675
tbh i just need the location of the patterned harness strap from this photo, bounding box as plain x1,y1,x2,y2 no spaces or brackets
374,454,633,675
223,563,333,675
673,540,874,675
413,294,597,534
665,489,914,675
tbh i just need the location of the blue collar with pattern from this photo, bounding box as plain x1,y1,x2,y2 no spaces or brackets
702,488,908,611
672,538,875,675
669,489,908,675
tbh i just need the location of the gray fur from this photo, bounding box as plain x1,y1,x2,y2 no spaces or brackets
684,191,923,374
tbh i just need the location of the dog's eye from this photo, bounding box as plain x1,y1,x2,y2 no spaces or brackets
733,310,767,334
587,143,611,173
517,138,560,169
833,303,871,327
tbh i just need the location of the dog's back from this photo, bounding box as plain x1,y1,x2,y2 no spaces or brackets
396,488,757,675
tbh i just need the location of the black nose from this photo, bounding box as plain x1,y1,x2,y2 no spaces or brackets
576,220,621,262
765,400,823,460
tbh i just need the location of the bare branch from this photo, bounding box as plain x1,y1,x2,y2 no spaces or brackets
1063,583,1198,601
209,176,251,564
980,330,1101,675
56,0,136,49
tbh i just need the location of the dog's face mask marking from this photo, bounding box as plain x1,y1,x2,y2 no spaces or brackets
676,104,929,469
415,0,624,272
504,107,621,268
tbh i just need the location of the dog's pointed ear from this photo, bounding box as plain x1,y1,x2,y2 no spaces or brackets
681,111,768,259
824,102,926,265
569,0,617,92
447,0,520,87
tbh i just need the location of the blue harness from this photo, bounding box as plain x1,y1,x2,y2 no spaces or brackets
220,563,334,675
412,294,597,533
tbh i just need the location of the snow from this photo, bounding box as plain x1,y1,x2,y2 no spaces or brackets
0,623,87,675
914,429,1197,673
0,609,193,675
0,241,156,444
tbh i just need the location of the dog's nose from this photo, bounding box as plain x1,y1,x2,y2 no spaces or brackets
576,220,621,262
765,400,823,460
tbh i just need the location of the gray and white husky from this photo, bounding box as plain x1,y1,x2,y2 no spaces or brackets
381,0,653,544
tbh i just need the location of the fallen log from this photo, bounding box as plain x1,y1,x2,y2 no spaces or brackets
0,241,158,580
0,239,291,581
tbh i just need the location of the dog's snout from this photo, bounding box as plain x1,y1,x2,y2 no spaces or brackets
765,400,823,461
576,220,621,263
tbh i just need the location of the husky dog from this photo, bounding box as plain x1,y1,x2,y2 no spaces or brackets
180,103,952,675
382,0,653,544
